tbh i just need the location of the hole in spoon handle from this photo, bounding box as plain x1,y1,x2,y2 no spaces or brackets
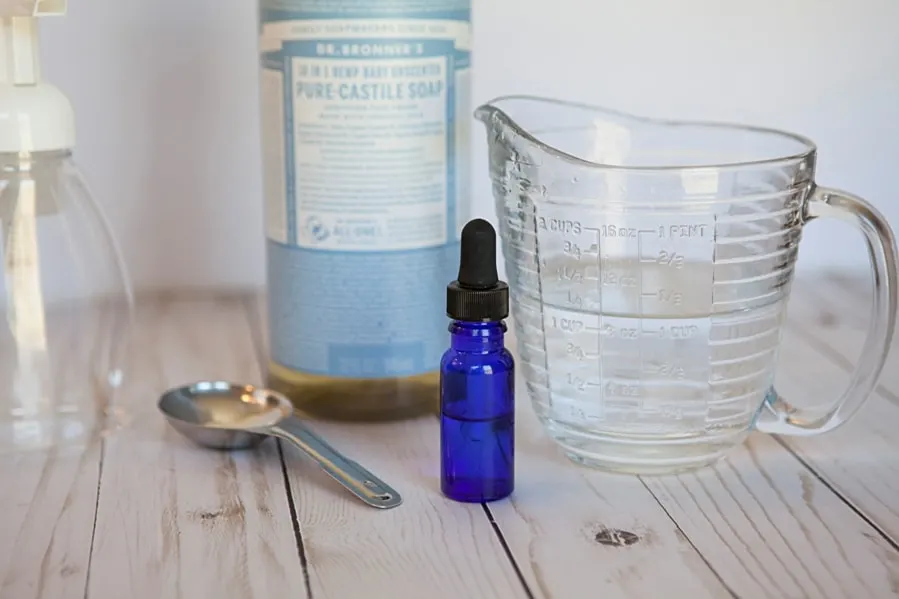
270,418,403,509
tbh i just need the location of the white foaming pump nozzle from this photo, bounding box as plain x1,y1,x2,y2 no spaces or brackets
0,0,74,153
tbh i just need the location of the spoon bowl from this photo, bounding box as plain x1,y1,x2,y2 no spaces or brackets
159,381,288,450
157,381,402,509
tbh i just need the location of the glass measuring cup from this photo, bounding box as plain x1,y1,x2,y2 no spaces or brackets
475,95,898,474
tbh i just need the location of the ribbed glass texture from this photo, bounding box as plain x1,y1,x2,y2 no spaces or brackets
476,96,819,473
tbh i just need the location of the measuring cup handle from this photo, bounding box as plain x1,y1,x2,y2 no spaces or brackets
270,417,403,509
755,186,899,436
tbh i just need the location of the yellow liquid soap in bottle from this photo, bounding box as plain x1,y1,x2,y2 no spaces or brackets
258,0,472,421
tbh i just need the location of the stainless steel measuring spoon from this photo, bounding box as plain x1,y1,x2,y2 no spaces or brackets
158,381,402,509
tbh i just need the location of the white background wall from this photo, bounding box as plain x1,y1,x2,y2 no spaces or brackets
38,0,899,291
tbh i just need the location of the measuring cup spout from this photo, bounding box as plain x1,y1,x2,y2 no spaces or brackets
473,98,519,156
474,95,561,162
475,95,646,171
473,98,509,133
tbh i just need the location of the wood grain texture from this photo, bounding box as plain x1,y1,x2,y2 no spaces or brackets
247,296,528,599
0,443,101,599
643,433,899,598
0,304,116,599
250,285,899,599
486,389,734,599
791,273,898,400
635,277,899,598
86,297,308,599
762,274,899,545
7,283,899,599
494,284,899,598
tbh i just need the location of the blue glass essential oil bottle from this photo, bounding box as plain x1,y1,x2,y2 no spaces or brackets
440,219,515,503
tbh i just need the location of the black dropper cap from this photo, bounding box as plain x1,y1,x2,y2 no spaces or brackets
447,219,509,322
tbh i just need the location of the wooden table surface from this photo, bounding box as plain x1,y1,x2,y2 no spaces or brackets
3,273,899,599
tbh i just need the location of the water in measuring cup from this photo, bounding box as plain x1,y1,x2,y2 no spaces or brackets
520,255,790,474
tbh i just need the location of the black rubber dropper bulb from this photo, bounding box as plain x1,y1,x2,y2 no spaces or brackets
446,219,509,322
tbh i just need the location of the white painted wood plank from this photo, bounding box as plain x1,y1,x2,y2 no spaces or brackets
0,303,116,599
248,296,528,599
755,273,899,545
498,282,899,597
825,272,872,304
799,272,899,398
283,418,528,599
0,443,102,599
636,276,899,597
487,389,734,599
246,287,899,598
643,433,899,598
87,297,308,599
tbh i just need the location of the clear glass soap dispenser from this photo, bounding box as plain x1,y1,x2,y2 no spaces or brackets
0,0,134,453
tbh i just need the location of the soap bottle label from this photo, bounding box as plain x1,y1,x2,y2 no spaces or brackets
260,0,470,379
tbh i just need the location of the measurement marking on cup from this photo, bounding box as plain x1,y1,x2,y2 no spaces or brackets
641,289,684,305
661,224,709,238
565,343,600,360
651,362,686,379
601,270,638,288
557,264,601,283
637,228,646,399
567,372,602,390
562,241,600,260
539,212,717,421
564,290,602,310
641,250,685,269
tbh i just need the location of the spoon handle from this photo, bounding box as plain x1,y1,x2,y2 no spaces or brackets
269,417,403,509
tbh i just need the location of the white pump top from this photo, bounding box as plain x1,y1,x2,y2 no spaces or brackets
0,0,74,152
